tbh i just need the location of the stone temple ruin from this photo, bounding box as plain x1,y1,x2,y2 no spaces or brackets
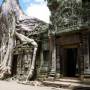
0,0,48,82
0,0,90,84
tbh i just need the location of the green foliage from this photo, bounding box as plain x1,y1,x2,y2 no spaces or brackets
4,0,7,3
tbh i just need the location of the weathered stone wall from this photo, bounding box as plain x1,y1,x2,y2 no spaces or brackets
47,0,90,35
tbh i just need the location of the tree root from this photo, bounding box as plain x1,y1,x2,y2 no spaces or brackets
0,66,11,79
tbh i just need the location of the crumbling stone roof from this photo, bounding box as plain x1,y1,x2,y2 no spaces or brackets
16,17,49,36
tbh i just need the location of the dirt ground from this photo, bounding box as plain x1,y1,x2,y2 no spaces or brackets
0,80,70,90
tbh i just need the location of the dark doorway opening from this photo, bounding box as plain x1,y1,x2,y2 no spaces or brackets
11,55,18,76
65,48,77,77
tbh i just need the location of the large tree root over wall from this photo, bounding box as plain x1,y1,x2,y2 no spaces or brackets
0,0,38,81
0,13,38,81
15,32,38,82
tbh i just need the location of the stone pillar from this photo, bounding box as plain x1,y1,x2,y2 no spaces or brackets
79,33,84,80
79,33,90,80
39,48,44,72
49,35,56,77
37,42,44,76
56,45,61,78
83,34,90,74
48,35,52,75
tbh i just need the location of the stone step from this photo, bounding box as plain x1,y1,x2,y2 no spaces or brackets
57,78,81,83
42,80,90,89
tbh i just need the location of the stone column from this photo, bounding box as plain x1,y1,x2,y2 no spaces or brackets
83,34,90,74
79,33,84,80
56,45,61,78
49,35,56,77
48,35,52,75
37,43,44,77
39,47,44,72
79,33,90,80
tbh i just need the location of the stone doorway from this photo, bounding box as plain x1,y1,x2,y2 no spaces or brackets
63,48,78,77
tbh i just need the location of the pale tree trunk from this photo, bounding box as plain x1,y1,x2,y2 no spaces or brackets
26,47,37,81
0,34,6,63
0,0,25,79
0,0,38,80
1,0,25,20
0,12,16,79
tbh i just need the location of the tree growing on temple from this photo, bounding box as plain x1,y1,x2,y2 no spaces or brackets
0,0,38,81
